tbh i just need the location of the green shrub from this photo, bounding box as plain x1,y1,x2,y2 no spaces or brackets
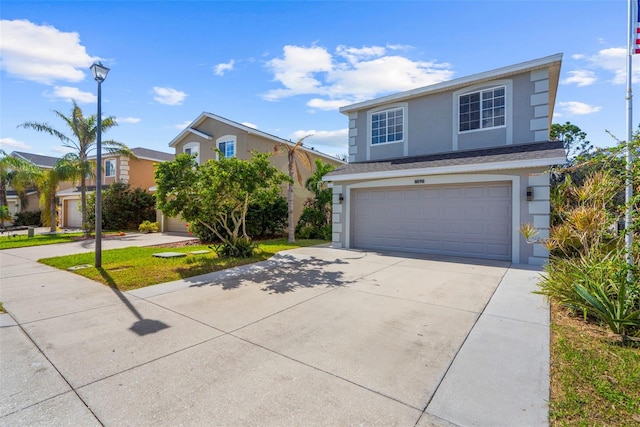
539,249,640,341
295,203,331,240
13,210,42,226
210,237,256,258
87,183,156,230
138,221,159,233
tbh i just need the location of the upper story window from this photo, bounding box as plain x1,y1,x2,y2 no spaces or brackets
370,107,404,145
216,135,236,159
459,86,505,132
104,159,116,177
183,142,200,164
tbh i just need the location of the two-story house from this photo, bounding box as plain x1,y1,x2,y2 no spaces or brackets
165,113,345,233
324,54,566,265
57,147,174,228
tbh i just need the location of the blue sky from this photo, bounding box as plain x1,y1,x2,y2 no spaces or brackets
0,0,635,159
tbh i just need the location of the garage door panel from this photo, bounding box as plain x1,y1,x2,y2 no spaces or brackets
352,183,512,261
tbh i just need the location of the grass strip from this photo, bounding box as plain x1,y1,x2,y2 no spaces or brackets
550,303,640,426
39,238,326,291
0,232,86,249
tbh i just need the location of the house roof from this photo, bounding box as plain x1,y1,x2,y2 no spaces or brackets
168,111,345,165
339,53,563,114
324,141,566,182
88,147,175,162
11,151,59,169
130,147,174,162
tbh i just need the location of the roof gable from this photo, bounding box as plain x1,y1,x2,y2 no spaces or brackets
168,112,345,164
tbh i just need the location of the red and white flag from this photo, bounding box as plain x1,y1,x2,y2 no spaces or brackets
635,0,640,53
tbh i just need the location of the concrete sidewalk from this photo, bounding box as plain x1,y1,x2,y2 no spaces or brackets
0,237,549,426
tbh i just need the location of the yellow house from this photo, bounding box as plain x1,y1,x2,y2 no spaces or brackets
57,147,174,228
164,112,345,233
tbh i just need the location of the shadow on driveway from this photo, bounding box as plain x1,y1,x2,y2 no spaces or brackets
98,268,171,336
183,253,353,294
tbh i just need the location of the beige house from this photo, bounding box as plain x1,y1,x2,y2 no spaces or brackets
57,147,174,228
165,112,345,233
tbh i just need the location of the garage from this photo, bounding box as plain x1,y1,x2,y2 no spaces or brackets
65,199,83,228
351,182,512,260
164,215,189,233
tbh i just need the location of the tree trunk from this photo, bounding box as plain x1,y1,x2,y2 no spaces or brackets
49,192,56,233
0,181,7,227
288,151,295,243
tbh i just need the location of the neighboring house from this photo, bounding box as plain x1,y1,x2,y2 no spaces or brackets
324,54,566,265
166,112,345,233
6,152,74,221
57,147,174,228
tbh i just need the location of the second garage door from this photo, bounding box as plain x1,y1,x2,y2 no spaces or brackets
352,182,512,260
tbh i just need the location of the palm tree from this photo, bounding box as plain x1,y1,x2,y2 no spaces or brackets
305,159,336,225
0,150,41,227
274,136,312,242
38,155,78,232
19,100,133,233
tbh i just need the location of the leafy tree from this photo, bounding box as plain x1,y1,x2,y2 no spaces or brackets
551,121,594,165
155,152,290,257
18,101,133,233
273,136,312,243
38,155,78,232
0,150,41,227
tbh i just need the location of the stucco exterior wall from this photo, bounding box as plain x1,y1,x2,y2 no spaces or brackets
346,69,551,163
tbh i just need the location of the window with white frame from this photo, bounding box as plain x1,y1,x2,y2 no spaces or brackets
183,142,200,164
216,135,236,159
459,86,505,132
104,159,116,177
370,107,404,145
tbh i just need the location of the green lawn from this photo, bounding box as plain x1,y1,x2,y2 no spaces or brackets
39,238,326,291
550,303,640,426
0,232,85,249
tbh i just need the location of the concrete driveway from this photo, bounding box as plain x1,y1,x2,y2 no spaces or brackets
0,238,549,426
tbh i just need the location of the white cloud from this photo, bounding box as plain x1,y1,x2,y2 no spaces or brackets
290,128,349,148
572,54,585,60
263,44,453,108
45,86,96,103
582,47,640,84
558,101,602,115
214,59,235,76
117,117,141,124
0,137,31,151
306,98,351,110
241,122,257,129
153,86,187,105
174,120,192,130
561,70,596,87
0,19,97,84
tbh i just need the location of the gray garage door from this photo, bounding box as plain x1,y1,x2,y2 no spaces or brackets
352,183,512,260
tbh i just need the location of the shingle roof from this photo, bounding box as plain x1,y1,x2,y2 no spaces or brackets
130,147,174,162
11,151,60,168
326,141,566,178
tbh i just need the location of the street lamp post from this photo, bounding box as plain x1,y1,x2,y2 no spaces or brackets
90,62,110,268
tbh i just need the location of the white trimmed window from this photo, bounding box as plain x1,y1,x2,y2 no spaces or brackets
183,142,200,164
216,135,236,159
459,86,506,132
104,159,116,177
370,107,404,145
